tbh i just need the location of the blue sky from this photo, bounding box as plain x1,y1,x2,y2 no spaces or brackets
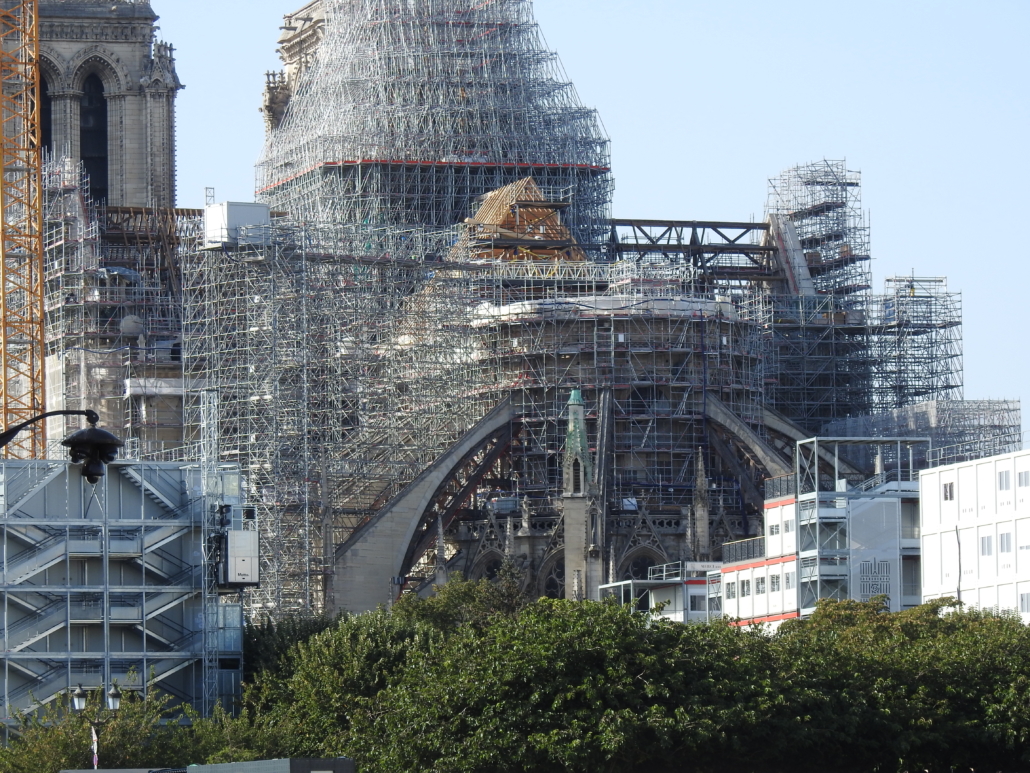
161,0,1030,418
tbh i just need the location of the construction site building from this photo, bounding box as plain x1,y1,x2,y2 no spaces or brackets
21,0,1017,619
173,0,1023,616
0,459,248,729
184,178,804,610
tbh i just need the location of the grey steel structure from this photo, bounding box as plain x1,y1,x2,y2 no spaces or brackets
0,459,247,725
793,436,926,613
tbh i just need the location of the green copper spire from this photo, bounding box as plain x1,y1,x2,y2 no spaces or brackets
563,389,592,496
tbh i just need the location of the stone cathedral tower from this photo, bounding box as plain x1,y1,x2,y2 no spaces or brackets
39,1,186,458
39,0,181,207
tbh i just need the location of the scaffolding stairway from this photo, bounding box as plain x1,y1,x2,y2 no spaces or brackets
0,534,75,585
115,464,184,514
1,652,200,713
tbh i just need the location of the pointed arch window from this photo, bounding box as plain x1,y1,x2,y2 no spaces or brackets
572,458,582,495
80,73,108,202
40,76,52,155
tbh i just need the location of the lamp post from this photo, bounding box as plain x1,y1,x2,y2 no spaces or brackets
0,409,123,483
70,682,122,770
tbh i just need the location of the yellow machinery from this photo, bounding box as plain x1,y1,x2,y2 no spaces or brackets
0,0,43,458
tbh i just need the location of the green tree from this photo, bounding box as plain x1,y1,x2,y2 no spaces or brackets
768,596,1030,771
235,609,444,760
243,610,340,681
392,558,530,632
0,683,184,773
9,592,1030,773
351,597,775,773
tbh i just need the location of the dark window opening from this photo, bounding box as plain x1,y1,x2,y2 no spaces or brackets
80,73,107,202
623,554,656,581
40,76,52,155
481,558,502,581
543,559,564,599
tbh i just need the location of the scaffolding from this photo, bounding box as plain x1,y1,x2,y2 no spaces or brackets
767,160,871,297
869,275,962,412
182,218,486,613
763,165,971,448
186,162,1011,616
762,161,874,433
256,0,612,247
465,259,767,551
41,156,200,459
826,399,1021,469
184,1,1007,615
183,166,990,614
762,294,873,433
184,189,781,613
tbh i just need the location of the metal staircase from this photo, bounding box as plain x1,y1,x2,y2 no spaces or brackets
0,459,242,720
1,533,71,585
114,464,187,515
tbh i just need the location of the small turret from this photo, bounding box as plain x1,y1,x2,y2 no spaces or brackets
563,389,593,498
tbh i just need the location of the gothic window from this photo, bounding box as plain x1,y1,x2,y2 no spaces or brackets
41,76,53,155
80,73,108,202
572,458,581,494
622,554,656,581
543,559,564,599
478,557,503,581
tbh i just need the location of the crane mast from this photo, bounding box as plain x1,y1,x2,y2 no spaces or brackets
0,0,44,458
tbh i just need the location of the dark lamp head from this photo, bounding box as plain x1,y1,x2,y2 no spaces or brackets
61,427,124,483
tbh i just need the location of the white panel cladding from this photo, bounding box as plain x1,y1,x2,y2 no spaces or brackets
921,448,1030,622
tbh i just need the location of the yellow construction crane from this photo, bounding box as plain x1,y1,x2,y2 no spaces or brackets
0,0,44,458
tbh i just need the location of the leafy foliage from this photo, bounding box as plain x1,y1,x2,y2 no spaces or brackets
0,680,185,773
243,610,341,681
392,559,529,630
351,597,771,773
7,589,1030,773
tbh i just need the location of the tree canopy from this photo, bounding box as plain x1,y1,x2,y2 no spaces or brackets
4,571,1030,773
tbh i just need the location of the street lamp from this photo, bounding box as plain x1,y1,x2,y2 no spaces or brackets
0,408,122,483
106,683,122,711
70,683,87,713
71,682,121,713
70,683,122,770
61,424,124,484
